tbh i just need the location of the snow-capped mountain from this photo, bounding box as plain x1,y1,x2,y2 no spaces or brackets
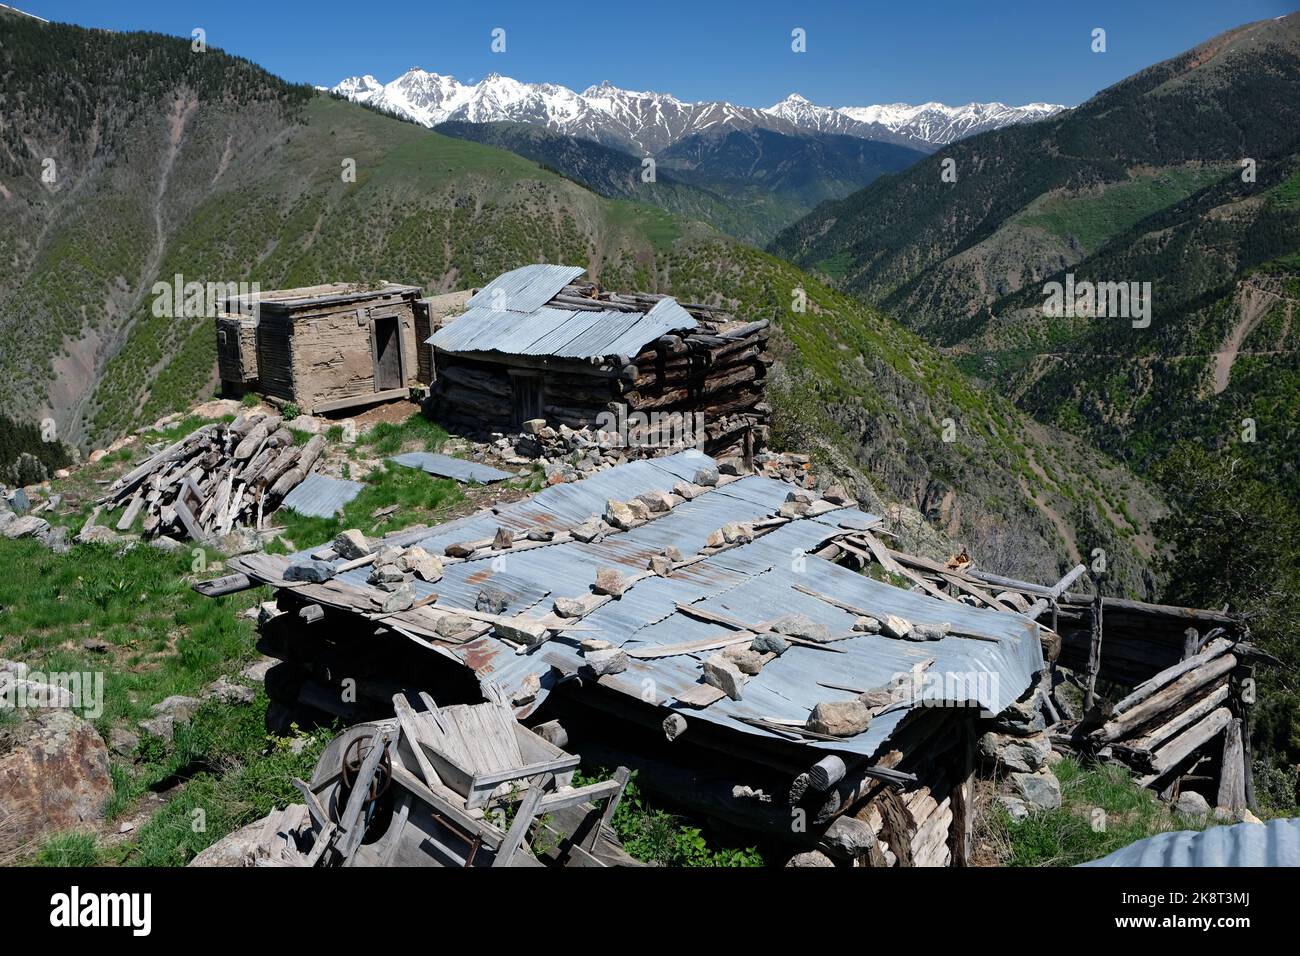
837,101,1065,146
330,69,1065,153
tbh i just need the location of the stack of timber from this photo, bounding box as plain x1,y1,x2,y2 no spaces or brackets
96,413,326,542
1081,635,1256,812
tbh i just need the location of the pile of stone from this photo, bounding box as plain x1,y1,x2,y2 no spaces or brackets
1,486,70,554
980,674,1062,820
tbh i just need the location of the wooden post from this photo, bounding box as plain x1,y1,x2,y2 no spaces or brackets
1239,662,1258,810
946,719,976,867
1217,717,1246,817
1083,582,1105,713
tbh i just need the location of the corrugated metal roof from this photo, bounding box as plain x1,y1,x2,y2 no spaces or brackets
1080,818,1300,867
281,472,364,519
428,266,697,360
273,450,1045,762
465,264,586,314
389,452,514,484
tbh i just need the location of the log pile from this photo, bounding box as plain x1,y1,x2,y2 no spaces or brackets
1083,635,1251,811
96,413,326,542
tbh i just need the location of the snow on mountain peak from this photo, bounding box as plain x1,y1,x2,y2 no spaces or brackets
329,70,1065,152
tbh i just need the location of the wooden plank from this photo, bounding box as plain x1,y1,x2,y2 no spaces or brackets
1097,653,1237,742
392,695,446,792
492,773,551,867
191,572,254,597
536,778,624,814
626,633,755,659
939,573,1017,612
1131,683,1230,752
1113,637,1235,712
311,387,409,415
1216,717,1246,815
1149,707,1232,776
335,726,394,864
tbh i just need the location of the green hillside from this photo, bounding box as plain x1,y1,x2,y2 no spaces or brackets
0,13,1163,595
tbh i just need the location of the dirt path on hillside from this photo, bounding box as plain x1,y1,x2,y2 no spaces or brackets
1209,283,1281,395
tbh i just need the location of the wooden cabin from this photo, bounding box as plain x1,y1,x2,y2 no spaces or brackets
426,265,771,457
215,282,449,415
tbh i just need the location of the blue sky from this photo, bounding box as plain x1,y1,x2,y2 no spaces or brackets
18,0,1297,107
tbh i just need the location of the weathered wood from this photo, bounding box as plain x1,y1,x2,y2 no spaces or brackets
1096,653,1237,742
1148,706,1233,776
1113,637,1234,713
1217,717,1246,816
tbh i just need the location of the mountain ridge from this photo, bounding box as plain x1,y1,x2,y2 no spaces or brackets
330,68,1064,153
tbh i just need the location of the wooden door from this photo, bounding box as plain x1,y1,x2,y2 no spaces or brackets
510,372,544,426
373,316,403,390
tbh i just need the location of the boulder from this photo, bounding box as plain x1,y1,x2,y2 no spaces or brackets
905,622,949,642
593,568,627,597
204,678,256,706
382,584,416,614
672,481,699,501
151,695,203,722
978,731,1052,774
693,467,719,487
584,648,629,677
0,711,112,855
852,616,882,633
638,490,674,513
3,515,49,540
1174,790,1211,820
786,850,836,867
331,529,370,560
702,655,745,700
778,500,811,519
521,418,547,436
880,615,912,639
570,520,604,543
492,527,514,550
806,700,872,737
108,727,140,759
475,585,510,615
1008,769,1061,811
367,564,406,588
821,483,852,505
412,557,444,583
626,498,650,521
604,499,637,529
648,555,673,576
495,618,549,646
722,645,766,675
284,560,335,584
433,614,474,639
769,614,831,642
750,633,790,656
553,597,587,618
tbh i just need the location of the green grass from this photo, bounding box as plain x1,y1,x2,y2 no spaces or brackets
33,831,102,867
0,537,264,734
270,460,465,548
987,757,1194,866
572,768,765,867
357,413,449,456
1017,165,1231,254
